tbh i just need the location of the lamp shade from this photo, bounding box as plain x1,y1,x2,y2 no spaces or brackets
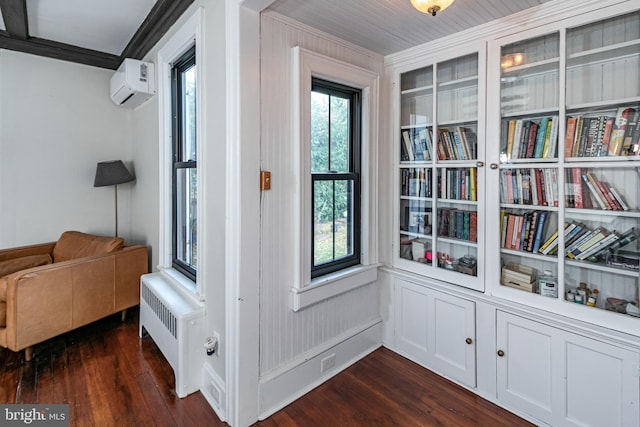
94,160,135,187
410,0,455,16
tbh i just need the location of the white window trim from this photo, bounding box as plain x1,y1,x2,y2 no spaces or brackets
290,46,380,311
157,7,205,299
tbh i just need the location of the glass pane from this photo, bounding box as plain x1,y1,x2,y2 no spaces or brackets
311,91,329,172
314,179,354,266
311,91,350,173
401,66,433,127
176,168,197,269
330,95,350,173
500,33,559,117
437,53,478,124
181,64,197,162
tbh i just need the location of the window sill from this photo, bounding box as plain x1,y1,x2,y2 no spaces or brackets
290,264,379,311
158,266,202,302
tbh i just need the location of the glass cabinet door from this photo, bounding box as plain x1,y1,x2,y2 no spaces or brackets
562,11,640,316
491,10,640,331
397,50,484,292
497,33,561,297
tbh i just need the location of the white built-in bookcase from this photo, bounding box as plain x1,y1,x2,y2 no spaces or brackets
486,8,640,336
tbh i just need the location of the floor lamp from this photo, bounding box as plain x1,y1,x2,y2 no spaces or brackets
94,160,135,237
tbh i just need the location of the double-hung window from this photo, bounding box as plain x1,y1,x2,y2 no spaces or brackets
171,46,197,281
311,78,361,278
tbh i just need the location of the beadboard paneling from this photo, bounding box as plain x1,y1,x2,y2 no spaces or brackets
259,12,384,375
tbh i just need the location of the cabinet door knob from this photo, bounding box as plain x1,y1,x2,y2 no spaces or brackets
466,337,473,344
476,161,484,167
490,163,499,169
497,349,505,357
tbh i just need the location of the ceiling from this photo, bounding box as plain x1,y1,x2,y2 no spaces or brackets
266,0,554,56
0,0,194,69
0,0,554,70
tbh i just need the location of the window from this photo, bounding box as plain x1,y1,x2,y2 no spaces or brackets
311,78,361,277
172,46,197,281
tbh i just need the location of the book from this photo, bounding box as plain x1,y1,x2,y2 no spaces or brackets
506,120,516,160
599,117,615,156
575,231,620,260
622,111,640,155
582,173,609,209
587,227,639,261
402,131,415,161
532,211,549,253
541,222,574,255
525,122,538,158
572,168,583,208
542,116,558,158
567,227,609,259
534,117,549,158
609,107,635,156
565,117,577,158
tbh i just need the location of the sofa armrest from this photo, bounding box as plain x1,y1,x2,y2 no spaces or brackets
0,242,56,262
2,244,148,352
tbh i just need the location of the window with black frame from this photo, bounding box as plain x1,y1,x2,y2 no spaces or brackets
172,46,197,281
311,78,361,278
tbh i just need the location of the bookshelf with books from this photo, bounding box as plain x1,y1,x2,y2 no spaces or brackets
487,9,640,333
395,47,485,292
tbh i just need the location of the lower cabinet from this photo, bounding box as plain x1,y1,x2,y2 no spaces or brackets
496,311,640,427
394,278,476,387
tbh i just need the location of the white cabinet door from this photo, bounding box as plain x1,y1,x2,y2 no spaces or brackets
496,311,562,425
394,278,476,387
497,310,640,427
428,290,476,387
564,334,639,427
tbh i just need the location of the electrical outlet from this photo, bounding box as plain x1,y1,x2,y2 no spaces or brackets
320,353,336,373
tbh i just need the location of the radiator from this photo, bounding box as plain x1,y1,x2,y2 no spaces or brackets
139,271,205,398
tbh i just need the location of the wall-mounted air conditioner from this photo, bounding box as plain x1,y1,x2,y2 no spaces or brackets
110,58,156,108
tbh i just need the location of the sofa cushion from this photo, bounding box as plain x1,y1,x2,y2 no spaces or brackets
52,231,124,263
0,254,53,278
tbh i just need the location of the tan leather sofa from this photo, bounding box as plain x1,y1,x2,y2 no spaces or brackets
0,231,148,361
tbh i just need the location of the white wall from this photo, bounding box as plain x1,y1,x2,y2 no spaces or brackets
259,12,384,378
129,0,230,401
0,49,133,248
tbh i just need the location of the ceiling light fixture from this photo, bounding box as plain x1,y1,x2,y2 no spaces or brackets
410,0,455,16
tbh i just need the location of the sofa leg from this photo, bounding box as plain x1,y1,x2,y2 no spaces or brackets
121,309,127,322
24,347,33,362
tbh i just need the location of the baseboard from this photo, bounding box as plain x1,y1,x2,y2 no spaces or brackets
258,320,383,419
200,362,227,423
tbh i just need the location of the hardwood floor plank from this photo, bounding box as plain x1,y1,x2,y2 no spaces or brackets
1,309,533,426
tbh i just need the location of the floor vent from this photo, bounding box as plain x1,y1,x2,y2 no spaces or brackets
139,271,205,398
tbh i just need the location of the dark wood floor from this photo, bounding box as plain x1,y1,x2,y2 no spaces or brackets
1,309,533,426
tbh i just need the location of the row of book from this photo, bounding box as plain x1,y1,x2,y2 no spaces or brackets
437,127,477,160
500,168,559,207
565,169,629,210
565,107,640,158
438,208,478,242
500,210,550,253
540,223,638,263
401,167,478,201
439,168,477,201
400,168,432,198
502,116,559,160
401,128,432,161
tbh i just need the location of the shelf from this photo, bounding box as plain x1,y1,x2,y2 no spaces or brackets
501,108,560,119
400,230,433,240
437,75,478,91
436,160,479,167
501,248,558,262
567,39,640,61
500,203,558,211
501,158,559,165
401,124,433,130
399,161,433,167
401,85,434,95
437,237,477,247
501,57,560,74
565,258,640,278
565,208,640,219
564,157,640,166
566,97,640,112
438,198,477,206
400,195,433,202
